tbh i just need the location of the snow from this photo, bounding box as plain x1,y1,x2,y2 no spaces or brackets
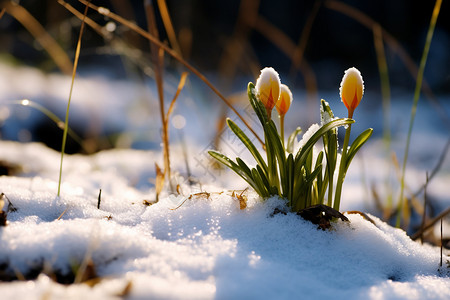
0,64,449,299
0,141,448,299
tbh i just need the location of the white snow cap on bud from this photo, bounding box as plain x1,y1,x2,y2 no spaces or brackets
255,67,281,117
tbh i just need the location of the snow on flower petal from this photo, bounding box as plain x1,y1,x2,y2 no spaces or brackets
339,67,364,118
276,84,293,116
255,67,281,118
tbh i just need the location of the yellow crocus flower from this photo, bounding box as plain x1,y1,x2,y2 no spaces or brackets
276,84,293,116
339,67,364,118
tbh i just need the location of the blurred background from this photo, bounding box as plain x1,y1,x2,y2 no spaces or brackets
0,0,449,153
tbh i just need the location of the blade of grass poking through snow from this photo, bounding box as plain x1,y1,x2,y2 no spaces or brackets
10,99,85,151
75,0,264,147
396,0,442,227
226,119,268,175
145,0,172,188
57,1,89,197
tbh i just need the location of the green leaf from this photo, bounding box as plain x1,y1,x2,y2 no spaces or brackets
251,168,270,198
320,99,335,124
344,128,373,171
306,163,323,183
265,121,286,171
256,164,271,190
247,82,268,127
285,154,294,204
236,157,253,179
287,127,302,153
314,151,324,202
208,151,260,195
295,118,354,170
227,118,268,176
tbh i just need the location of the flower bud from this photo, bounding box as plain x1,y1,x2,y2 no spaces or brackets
276,84,292,116
255,67,281,119
339,67,364,118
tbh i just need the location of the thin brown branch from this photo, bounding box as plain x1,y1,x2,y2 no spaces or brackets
57,0,105,37
76,0,264,146
218,0,260,80
413,138,450,197
419,173,429,244
411,207,450,241
0,1,72,74
290,0,321,76
145,0,171,183
166,72,189,120
157,0,183,56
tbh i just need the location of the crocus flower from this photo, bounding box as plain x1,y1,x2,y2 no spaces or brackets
276,84,293,116
256,67,281,119
339,67,364,118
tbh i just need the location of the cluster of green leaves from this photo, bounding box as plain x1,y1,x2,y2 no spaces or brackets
209,82,372,212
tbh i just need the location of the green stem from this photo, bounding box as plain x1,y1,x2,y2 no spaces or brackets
334,124,352,210
327,171,334,207
280,114,285,149
396,0,441,227
57,2,88,197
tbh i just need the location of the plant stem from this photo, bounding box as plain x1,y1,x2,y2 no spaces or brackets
57,2,88,197
280,115,285,149
75,0,264,147
396,0,442,227
334,124,352,210
327,171,333,207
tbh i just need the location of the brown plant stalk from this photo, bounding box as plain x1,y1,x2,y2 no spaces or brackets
75,0,264,146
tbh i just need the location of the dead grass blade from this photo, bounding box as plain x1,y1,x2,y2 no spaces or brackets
57,0,106,37
157,0,182,56
419,173,429,244
166,72,189,120
76,0,264,146
155,163,164,202
289,0,321,77
218,0,260,80
411,207,450,241
0,2,72,75
413,138,450,197
145,0,172,186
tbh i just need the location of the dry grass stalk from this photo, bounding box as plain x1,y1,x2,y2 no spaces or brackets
0,1,73,74
145,0,172,186
289,0,321,77
76,0,264,146
157,0,183,56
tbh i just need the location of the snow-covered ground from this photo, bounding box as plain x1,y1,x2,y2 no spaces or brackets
0,63,449,299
